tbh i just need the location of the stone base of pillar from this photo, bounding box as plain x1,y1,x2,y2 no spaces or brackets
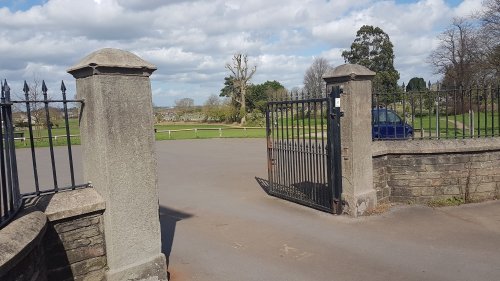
105,254,168,281
344,189,378,217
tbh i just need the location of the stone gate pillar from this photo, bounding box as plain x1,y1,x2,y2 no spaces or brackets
68,48,168,280
323,64,377,217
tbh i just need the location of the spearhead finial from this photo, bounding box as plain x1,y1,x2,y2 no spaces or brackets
4,80,10,93
61,80,66,92
42,80,48,93
23,81,30,93
3,80,10,100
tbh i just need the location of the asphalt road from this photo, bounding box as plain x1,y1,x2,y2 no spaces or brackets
14,139,500,281
156,139,500,281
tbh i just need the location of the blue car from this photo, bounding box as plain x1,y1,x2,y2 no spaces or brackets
372,108,413,139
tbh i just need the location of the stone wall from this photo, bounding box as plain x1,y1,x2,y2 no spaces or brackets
0,210,47,281
0,188,106,281
373,156,390,203
44,211,107,281
373,138,500,204
2,242,47,281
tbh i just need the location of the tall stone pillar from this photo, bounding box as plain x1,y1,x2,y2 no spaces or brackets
323,64,377,216
68,48,168,280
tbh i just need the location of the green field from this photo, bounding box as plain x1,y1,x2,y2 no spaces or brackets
12,121,267,148
13,118,81,148
406,111,500,138
10,110,500,149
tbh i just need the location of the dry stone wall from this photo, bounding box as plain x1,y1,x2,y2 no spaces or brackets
44,211,107,281
0,189,107,281
372,139,500,204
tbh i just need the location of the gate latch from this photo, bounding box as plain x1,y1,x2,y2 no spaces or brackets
330,111,344,119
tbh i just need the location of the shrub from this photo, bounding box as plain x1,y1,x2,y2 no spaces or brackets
245,109,265,127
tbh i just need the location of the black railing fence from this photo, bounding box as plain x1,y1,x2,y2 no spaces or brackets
0,80,21,228
0,79,88,229
373,84,500,140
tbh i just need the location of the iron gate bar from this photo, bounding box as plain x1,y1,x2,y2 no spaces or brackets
61,81,76,187
329,87,343,214
498,85,500,136
21,183,90,199
477,88,480,137
23,82,40,194
0,80,22,229
491,87,494,137
42,81,59,191
266,88,343,214
460,86,464,139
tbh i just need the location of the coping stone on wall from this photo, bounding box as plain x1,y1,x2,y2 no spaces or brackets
0,209,47,277
67,48,157,78
322,63,376,83
34,188,106,222
372,138,500,157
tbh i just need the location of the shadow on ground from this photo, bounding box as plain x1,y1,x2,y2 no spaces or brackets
255,177,270,194
159,205,193,267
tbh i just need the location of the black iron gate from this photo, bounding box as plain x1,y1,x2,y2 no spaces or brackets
266,87,343,214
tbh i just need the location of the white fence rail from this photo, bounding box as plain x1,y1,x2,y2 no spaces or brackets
154,127,264,138
13,127,266,142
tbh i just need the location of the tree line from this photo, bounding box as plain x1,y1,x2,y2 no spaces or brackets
170,0,498,125
429,0,499,88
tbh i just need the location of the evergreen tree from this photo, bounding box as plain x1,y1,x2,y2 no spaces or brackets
341,25,400,93
406,77,427,92
247,80,285,113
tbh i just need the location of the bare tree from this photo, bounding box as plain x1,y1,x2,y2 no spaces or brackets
479,0,500,38
175,97,194,116
428,18,480,87
225,53,256,125
203,94,223,122
303,57,332,98
476,0,500,81
17,76,59,138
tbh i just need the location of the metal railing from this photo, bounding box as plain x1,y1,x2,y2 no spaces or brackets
0,79,89,229
0,80,21,228
373,84,500,140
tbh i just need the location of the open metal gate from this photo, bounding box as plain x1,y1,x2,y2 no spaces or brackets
266,87,343,214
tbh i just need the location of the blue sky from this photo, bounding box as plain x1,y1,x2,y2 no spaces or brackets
0,0,485,106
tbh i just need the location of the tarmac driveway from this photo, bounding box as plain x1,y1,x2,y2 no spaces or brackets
157,138,500,281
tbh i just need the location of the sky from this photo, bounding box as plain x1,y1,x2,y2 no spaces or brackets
0,0,486,106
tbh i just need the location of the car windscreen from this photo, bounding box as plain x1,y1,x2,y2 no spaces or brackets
373,110,402,124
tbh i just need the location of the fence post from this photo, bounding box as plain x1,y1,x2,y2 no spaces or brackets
68,48,168,280
323,64,377,217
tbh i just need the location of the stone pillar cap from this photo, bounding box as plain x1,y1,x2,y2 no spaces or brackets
323,63,375,81
67,48,157,77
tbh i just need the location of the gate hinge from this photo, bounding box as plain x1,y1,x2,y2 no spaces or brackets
332,198,345,215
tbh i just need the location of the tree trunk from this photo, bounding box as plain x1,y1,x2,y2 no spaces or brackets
240,87,246,125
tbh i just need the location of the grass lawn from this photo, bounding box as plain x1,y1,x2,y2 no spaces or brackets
11,110,499,148
409,111,500,138
14,121,268,148
13,118,81,148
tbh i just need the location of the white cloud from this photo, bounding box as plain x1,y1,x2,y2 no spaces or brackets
453,0,483,17
0,0,482,105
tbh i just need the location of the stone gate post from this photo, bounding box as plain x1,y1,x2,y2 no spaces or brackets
323,64,377,216
68,48,168,280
